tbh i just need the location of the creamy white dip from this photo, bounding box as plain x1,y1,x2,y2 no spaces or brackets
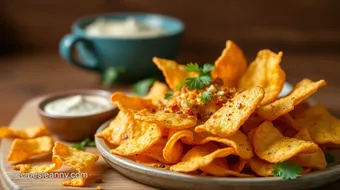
85,17,166,38
44,95,113,116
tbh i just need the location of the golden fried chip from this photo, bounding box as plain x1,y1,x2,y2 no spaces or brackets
170,143,234,173
13,142,99,187
248,157,274,177
163,131,191,163
111,92,155,111
290,128,326,170
135,154,170,169
141,138,181,164
110,122,163,156
0,127,49,139
241,114,264,135
257,79,326,121
8,136,53,162
135,109,197,129
145,81,169,104
200,158,253,177
153,57,197,91
252,121,319,163
211,40,247,87
195,86,264,137
290,101,311,118
230,158,248,173
170,129,253,159
96,111,135,145
238,50,285,105
295,105,340,145
273,114,299,137
53,142,99,187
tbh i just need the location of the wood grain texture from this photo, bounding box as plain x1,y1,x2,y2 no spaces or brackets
0,97,156,190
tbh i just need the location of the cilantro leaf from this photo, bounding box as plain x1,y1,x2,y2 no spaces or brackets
72,138,95,150
325,152,335,163
185,77,203,90
133,78,156,96
164,93,173,99
202,64,214,74
185,63,201,73
201,91,211,103
273,161,302,180
72,143,84,151
102,67,125,88
87,141,96,147
200,75,212,84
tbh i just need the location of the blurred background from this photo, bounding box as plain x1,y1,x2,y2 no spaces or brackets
1,0,340,124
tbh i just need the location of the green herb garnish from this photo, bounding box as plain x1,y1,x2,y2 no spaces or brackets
133,78,156,96
164,93,173,99
272,161,302,180
325,152,335,163
184,63,214,90
201,91,211,103
102,67,125,88
72,138,95,150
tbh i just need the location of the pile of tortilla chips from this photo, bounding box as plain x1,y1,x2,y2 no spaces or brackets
97,40,339,177
1,126,99,187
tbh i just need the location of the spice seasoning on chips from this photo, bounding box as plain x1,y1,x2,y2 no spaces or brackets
94,40,339,180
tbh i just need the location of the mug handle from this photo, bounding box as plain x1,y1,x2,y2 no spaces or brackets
59,34,99,71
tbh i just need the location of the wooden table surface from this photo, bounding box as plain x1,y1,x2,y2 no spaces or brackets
1,51,340,124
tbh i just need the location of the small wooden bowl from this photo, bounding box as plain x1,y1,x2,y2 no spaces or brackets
38,89,118,142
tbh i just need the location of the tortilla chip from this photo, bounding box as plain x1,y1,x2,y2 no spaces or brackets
13,142,99,187
111,92,155,111
8,136,54,162
290,101,311,118
170,143,234,173
163,131,190,163
241,114,264,135
170,129,253,159
200,158,253,177
290,128,327,170
195,86,264,137
141,138,181,164
238,50,285,105
96,111,136,145
145,81,169,104
211,40,247,87
295,105,340,145
252,121,319,163
153,57,197,91
257,79,327,121
135,109,197,129
273,114,299,137
110,122,163,156
230,158,248,173
135,154,170,169
248,157,274,177
53,142,99,186
0,127,49,139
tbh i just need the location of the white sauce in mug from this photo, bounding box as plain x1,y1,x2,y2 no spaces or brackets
44,95,113,116
85,17,166,38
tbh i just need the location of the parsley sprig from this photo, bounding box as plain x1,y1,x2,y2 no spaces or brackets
201,91,211,103
184,63,214,90
164,93,173,99
273,161,302,180
72,138,96,151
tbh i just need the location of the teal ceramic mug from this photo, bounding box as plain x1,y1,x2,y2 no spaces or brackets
59,13,184,83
